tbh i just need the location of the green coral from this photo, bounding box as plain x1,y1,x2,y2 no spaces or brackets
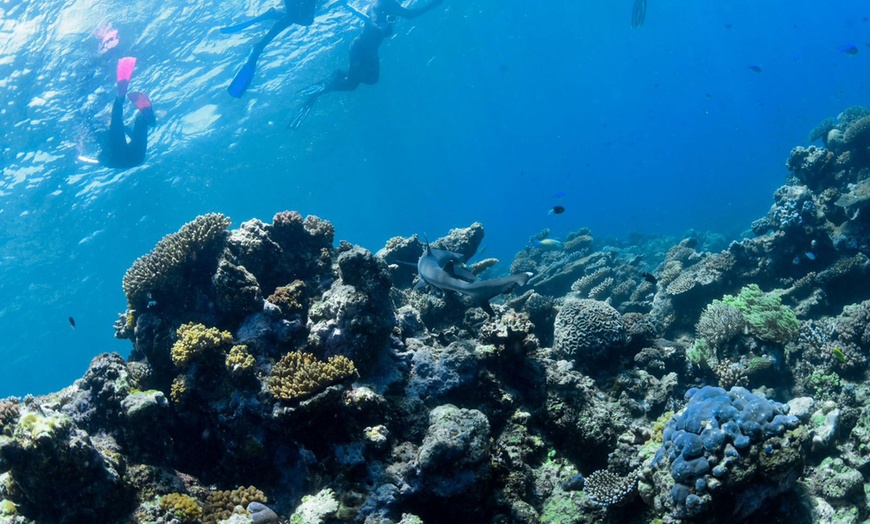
686,338,716,367
160,493,202,522
269,352,356,401
171,322,233,366
719,284,799,343
122,213,231,310
807,369,841,400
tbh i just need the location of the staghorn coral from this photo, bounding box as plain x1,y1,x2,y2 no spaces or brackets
160,493,202,522
583,468,638,507
268,352,356,401
170,322,234,367
202,486,267,524
552,298,625,362
122,213,231,310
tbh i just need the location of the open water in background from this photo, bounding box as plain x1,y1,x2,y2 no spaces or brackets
1,0,868,396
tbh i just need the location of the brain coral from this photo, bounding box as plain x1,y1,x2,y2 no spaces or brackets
552,298,625,361
122,213,231,310
268,352,356,401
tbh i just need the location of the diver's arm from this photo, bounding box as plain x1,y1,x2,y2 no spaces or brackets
341,0,373,23
382,0,443,19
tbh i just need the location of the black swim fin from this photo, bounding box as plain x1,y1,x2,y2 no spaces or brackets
228,62,256,98
219,8,282,34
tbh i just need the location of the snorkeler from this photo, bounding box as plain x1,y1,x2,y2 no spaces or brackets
97,57,156,169
288,0,443,129
222,0,318,98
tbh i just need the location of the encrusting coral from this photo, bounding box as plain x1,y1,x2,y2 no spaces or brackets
268,351,356,401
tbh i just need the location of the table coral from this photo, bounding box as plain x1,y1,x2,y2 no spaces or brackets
268,351,356,401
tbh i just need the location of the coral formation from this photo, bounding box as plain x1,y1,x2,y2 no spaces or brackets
268,351,356,401
552,298,625,362
21,110,870,524
170,322,234,366
122,213,231,311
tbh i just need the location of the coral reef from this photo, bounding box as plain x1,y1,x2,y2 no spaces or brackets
16,113,870,524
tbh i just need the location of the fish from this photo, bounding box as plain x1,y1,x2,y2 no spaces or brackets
833,347,847,363
68,316,76,329
631,0,647,28
805,251,816,261
839,44,859,55
641,272,657,285
549,206,565,215
417,243,531,315
553,191,566,199
532,238,564,251
748,65,763,73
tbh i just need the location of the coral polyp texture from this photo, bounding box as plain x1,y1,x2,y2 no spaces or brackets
13,108,870,524
122,213,231,311
268,351,356,401
552,298,625,362
170,322,233,366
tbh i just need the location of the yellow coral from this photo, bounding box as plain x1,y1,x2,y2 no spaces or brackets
171,322,234,366
160,493,202,522
269,352,356,401
226,345,255,374
170,375,187,404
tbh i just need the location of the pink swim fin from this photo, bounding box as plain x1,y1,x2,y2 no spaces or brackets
116,57,137,97
128,92,156,125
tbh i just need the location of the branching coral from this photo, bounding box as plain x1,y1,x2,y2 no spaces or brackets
225,344,256,374
170,322,233,367
122,213,231,310
720,284,799,343
268,352,356,401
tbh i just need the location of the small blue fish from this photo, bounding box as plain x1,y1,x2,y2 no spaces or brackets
839,44,859,55
748,65,762,73
533,238,564,251
553,191,566,199
805,251,816,261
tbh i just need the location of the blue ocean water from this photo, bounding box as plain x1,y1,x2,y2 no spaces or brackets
0,0,868,397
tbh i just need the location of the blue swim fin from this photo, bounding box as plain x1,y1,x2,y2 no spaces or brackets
228,62,256,98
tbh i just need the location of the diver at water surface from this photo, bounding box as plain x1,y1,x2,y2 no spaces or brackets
222,0,319,98
97,57,156,169
288,0,443,129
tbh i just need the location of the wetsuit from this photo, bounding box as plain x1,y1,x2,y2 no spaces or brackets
98,97,150,169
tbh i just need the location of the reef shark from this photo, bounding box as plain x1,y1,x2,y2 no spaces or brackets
417,243,532,315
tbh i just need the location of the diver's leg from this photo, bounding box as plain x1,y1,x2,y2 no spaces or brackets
107,96,128,147
229,16,292,97
127,113,149,166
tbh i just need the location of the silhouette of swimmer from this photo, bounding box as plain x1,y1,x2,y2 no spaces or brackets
222,0,318,98
97,57,156,169
288,0,443,129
